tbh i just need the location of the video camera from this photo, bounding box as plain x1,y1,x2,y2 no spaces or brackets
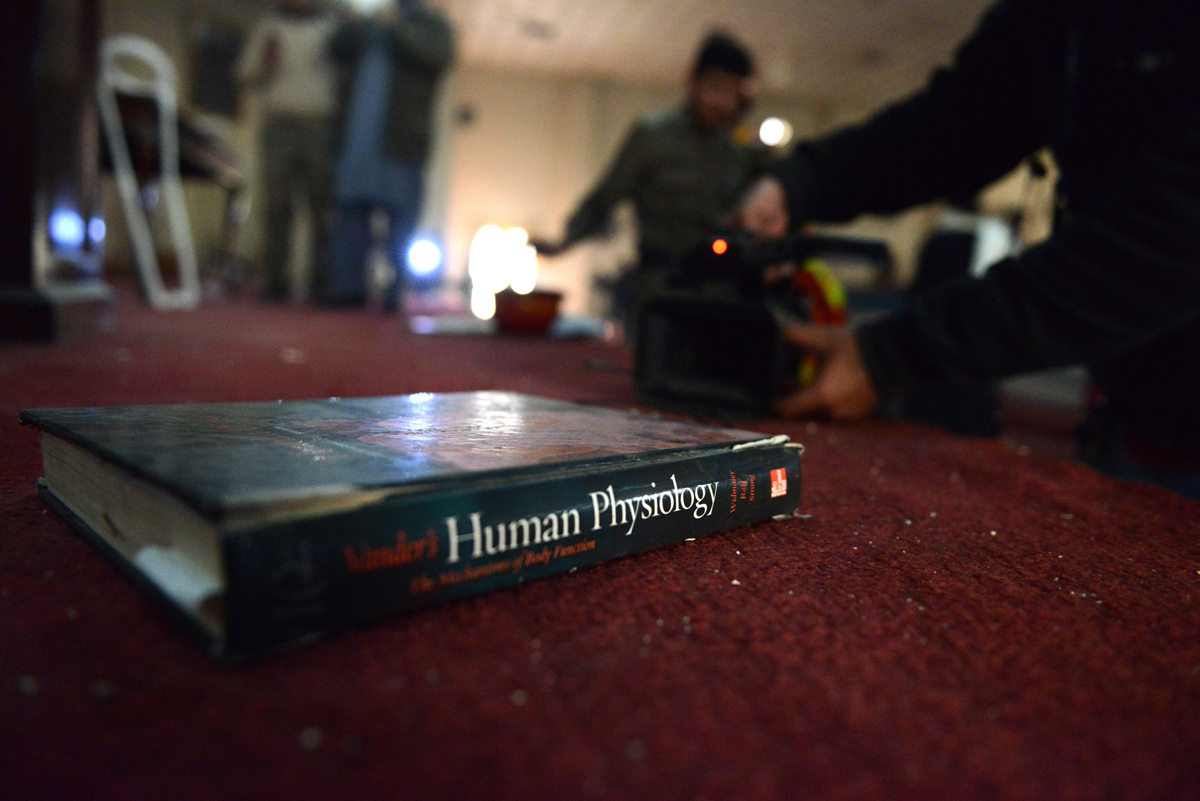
635,231,888,417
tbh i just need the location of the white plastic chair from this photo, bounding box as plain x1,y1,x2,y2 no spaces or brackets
98,35,201,310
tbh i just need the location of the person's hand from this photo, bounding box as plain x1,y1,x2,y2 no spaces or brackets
776,323,881,420
763,261,795,285
736,175,790,239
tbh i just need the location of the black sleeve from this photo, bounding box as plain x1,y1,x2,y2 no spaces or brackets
769,0,1059,225
857,103,1200,396
387,8,454,73
330,20,365,64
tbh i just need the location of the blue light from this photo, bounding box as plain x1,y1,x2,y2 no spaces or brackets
88,217,106,244
406,238,442,277
49,209,85,249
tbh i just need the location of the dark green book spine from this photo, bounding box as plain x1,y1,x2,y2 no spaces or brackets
223,444,800,656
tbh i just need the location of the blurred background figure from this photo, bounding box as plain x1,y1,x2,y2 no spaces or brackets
236,0,338,303
537,32,763,336
324,0,454,311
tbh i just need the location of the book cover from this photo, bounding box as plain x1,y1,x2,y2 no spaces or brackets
22,392,802,661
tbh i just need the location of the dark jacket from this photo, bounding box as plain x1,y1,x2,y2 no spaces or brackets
564,109,764,265
770,0,1200,450
330,6,454,164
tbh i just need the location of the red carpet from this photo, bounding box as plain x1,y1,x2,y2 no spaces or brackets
2,292,1199,800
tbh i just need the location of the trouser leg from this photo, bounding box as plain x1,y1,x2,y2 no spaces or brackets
383,197,421,311
301,122,335,301
259,121,295,300
326,202,372,304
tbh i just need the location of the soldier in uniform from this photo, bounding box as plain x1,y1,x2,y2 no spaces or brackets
540,32,762,334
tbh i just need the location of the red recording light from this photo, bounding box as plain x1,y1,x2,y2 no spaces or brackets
711,238,729,255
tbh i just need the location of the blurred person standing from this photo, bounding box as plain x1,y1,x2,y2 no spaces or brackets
237,0,339,302
324,0,454,310
539,32,763,333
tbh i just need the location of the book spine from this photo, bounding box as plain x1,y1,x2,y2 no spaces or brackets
222,444,800,656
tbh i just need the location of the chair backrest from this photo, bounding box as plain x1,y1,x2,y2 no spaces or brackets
98,35,200,310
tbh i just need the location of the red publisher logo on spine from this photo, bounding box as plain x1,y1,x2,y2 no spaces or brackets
770,468,787,498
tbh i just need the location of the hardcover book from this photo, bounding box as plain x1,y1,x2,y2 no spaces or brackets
22,392,802,661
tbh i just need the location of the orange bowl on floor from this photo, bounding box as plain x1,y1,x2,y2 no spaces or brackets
493,288,562,335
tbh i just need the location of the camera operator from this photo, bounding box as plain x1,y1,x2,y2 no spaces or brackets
739,0,1200,496
539,32,763,334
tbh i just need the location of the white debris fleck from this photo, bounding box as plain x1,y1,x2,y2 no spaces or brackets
731,579,742,586
279,347,306,364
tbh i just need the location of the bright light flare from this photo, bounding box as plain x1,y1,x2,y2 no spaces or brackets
468,225,541,316
406,238,442,276
88,217,106,245
343,0,392,13
510,244,538,294
468,225,508,294
470,286,496,320
49,209,85,249
712,238,729,255
759,117,793,148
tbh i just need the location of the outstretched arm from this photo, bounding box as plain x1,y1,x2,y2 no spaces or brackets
559,126,648,251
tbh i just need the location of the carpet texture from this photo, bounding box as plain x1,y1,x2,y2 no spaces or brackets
2,294,1199,800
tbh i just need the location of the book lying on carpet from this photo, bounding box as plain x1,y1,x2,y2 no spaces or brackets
22,392,802,661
